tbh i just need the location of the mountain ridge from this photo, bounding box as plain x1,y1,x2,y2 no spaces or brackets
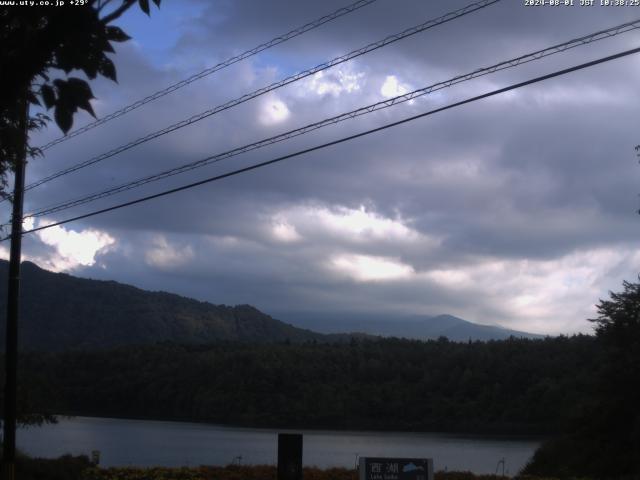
0,260,543,351
276,311,543,341
0,260,333,351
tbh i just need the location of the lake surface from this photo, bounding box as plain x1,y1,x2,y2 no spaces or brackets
18,416,541,476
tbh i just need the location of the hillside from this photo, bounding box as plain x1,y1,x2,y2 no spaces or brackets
0,260,328,351
0,260,542,351
13,336,598,434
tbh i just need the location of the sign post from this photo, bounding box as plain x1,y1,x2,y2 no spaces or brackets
359,457,434,480
277,433,303,480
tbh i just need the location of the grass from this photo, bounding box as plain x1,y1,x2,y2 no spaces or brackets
81,466,518,480
0,454,592,480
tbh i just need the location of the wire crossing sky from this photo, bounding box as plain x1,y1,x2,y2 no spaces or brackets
20,17,640,222
22,0,500,194
35,0,380,152
8,0,640,336
12,46,640,241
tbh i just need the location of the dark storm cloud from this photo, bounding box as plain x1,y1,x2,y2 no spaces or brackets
7,0,640,335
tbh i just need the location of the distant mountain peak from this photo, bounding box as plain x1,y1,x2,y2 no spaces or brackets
275,310,544,342
0,260,542,350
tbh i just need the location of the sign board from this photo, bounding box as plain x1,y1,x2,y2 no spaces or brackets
359,457,433,480
277,433,303,480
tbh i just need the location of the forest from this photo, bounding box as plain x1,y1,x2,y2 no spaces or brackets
5,335,598,435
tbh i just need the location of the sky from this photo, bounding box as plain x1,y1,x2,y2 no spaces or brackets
2,0,640,335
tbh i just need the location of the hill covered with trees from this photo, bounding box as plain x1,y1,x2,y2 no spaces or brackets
0,261,541,351
0,261,339,350
523,279,640,478
7,335,597,435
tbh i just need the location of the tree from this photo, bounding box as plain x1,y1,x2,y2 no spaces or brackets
0,0,161,197
588,279,640,475
524,279,640,478
1,2,161,475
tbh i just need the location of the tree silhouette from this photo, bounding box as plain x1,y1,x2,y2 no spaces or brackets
0,3,161,451
524,278,640,477
0,0,160,197
587,279,640,476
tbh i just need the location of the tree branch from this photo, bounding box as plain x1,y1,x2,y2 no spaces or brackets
100,0,137,25
97,0,116,14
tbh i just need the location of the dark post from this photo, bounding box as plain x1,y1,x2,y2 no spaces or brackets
2,90,28,480
277,433,303,480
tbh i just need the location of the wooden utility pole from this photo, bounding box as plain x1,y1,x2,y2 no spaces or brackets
2,88,28,480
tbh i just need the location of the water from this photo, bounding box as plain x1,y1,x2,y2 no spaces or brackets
17,416,541,475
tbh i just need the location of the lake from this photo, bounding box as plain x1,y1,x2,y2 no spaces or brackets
17,416,541,476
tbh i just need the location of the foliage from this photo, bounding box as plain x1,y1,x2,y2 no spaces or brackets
79,465,566,480
523,279,640,478
0,454,593,480
0,366,57,428
0,451,93,480
0,260,330,350
16,454,93,480
4,335,598,435
0,0,160,195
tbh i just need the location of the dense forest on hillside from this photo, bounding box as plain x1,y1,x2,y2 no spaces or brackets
4,335,597,435
0,261,362,350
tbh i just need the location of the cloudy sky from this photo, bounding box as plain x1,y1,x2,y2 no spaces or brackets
3,0,640,335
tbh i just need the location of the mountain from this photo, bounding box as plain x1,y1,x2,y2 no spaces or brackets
0,260,542,351
0,260,335,351
277,311,543,341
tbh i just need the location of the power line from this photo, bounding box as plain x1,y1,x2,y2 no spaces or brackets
36,0,380,152
8,45,640,241
21,18,640,221
21,0,500,193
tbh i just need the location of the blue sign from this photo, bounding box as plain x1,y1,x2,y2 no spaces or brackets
359,457,433,480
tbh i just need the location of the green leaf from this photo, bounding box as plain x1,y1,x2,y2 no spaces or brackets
66,77,94,99
98,57,117,82
105,26,131,43
41,84,56,109
78,100,96,118
101,36,116,53
54,48,77,74
54,106,73,134
27,90,41,106
139,0,150,15
67,78,96,118
78,51,100,79
53,78,97,123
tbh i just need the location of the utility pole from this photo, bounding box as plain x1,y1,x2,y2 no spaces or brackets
2,87,29,480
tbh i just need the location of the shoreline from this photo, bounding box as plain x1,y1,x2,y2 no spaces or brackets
18,416,541,474
40,413,549,441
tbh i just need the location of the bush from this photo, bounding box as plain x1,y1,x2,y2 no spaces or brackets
0,453,94,480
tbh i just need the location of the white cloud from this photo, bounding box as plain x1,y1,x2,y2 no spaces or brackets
33,221,115,272
23,217,35,231
15,2,640,338
301,69,365,97
425,268,473,288
316,205,416,241
270,204,431,245
530,84,625,107
145,236,194,269
380,75,412,98
271,219,302,243
330,254,414,282
420,246,640,334
258,96,290,125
